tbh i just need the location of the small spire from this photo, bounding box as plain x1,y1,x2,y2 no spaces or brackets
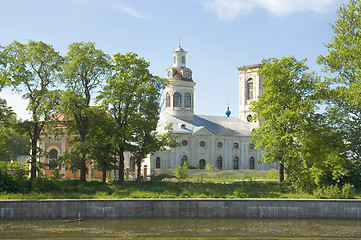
178,35,181,48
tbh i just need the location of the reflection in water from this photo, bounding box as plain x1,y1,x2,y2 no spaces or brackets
0,218,360,239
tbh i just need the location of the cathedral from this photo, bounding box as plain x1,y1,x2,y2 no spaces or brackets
147,44,274,173
38,44,274,179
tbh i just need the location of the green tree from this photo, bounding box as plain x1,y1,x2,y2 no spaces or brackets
97,52,165,183
317,0,361,181
1,40,63,179
87,107,117,183
250,56,319,182
60,42,111,182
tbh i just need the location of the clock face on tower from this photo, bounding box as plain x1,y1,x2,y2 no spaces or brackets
167,70,172,78
184,70,190,78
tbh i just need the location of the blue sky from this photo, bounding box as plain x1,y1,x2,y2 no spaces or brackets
0,0,346,120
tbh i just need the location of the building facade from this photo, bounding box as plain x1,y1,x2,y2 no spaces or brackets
148,45,274,173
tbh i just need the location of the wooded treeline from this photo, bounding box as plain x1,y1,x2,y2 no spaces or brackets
0,42,176,183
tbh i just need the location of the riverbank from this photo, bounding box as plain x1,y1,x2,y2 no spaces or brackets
1,199,361,220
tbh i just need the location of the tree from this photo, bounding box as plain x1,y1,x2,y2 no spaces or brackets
1,40,63,179
86,107,117,183
317,0,361,168
97,52,165,183
60,42,111,182
250,56,319,182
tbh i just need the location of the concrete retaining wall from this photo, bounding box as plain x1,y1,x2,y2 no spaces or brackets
1,199,361,220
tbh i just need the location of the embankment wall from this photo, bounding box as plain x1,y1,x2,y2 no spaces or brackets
1,199,360,220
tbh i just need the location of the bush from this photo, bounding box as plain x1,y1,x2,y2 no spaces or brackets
0,161,28,193
205,164,213,170
313,184,355,199
174,163,188,179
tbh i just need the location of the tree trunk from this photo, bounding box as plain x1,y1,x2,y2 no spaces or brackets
30,123,39,180
80,155,86,182
102,170,106,183
136,154,143,182
80,132,87,182
118,147,125,183
278,162,284,182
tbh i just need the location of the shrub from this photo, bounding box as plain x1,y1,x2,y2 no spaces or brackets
174,163,188,179
313,184,355,199
205,164,213,170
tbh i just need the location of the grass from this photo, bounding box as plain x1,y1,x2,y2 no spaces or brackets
0,169,359,199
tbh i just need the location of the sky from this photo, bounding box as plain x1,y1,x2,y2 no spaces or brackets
0,0,347,120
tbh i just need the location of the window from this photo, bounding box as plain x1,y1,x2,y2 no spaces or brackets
250,156,255,169
217,142,223,148
181,155,188,166
166,92,170,107
247,79,253,100
199,159,206,169
182,56,185,64
234,143,239,149
217,156,222,170
185,92,191,107
173,92,181,107
199,141,205,147
156,157,160,169
247,115,253,122
48,149,58,170
233,156,239,170
130,156,136,172
173,56,176,64
181,140,188,146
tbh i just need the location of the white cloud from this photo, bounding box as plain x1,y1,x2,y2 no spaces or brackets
203,0,338,20
68,0,146,19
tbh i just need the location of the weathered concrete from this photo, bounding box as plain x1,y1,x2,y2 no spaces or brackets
0,199,361,220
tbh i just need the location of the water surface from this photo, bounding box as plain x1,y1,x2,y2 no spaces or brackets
0,218,360,239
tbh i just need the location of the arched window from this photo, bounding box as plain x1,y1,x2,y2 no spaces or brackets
181,155,188,166
173,56,176,64
233,156,239,170
130,156,136,172
247,78,253,100
48,149,58,170
173,92,181,107
165,92,170,107
250,156,255,169
199,141,205,147
156,157,160,169
182,56,185,64
199,159,206,169
185,92,191,107
217,156,222,170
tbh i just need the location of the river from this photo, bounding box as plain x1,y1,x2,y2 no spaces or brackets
0,218,360,239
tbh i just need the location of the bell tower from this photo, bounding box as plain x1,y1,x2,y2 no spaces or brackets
237,64,262,122
164,40,195,121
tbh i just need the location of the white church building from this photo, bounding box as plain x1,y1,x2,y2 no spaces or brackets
148,44,274,173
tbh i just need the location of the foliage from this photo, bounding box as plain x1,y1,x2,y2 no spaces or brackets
313,184,355,199
86,107,118,183
250,56,319,182
0,161,28,192
60,42,111,182
316,0,361,187
205,164,213,170
174,162,188,179
97,52,168,182
1,40,63,179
